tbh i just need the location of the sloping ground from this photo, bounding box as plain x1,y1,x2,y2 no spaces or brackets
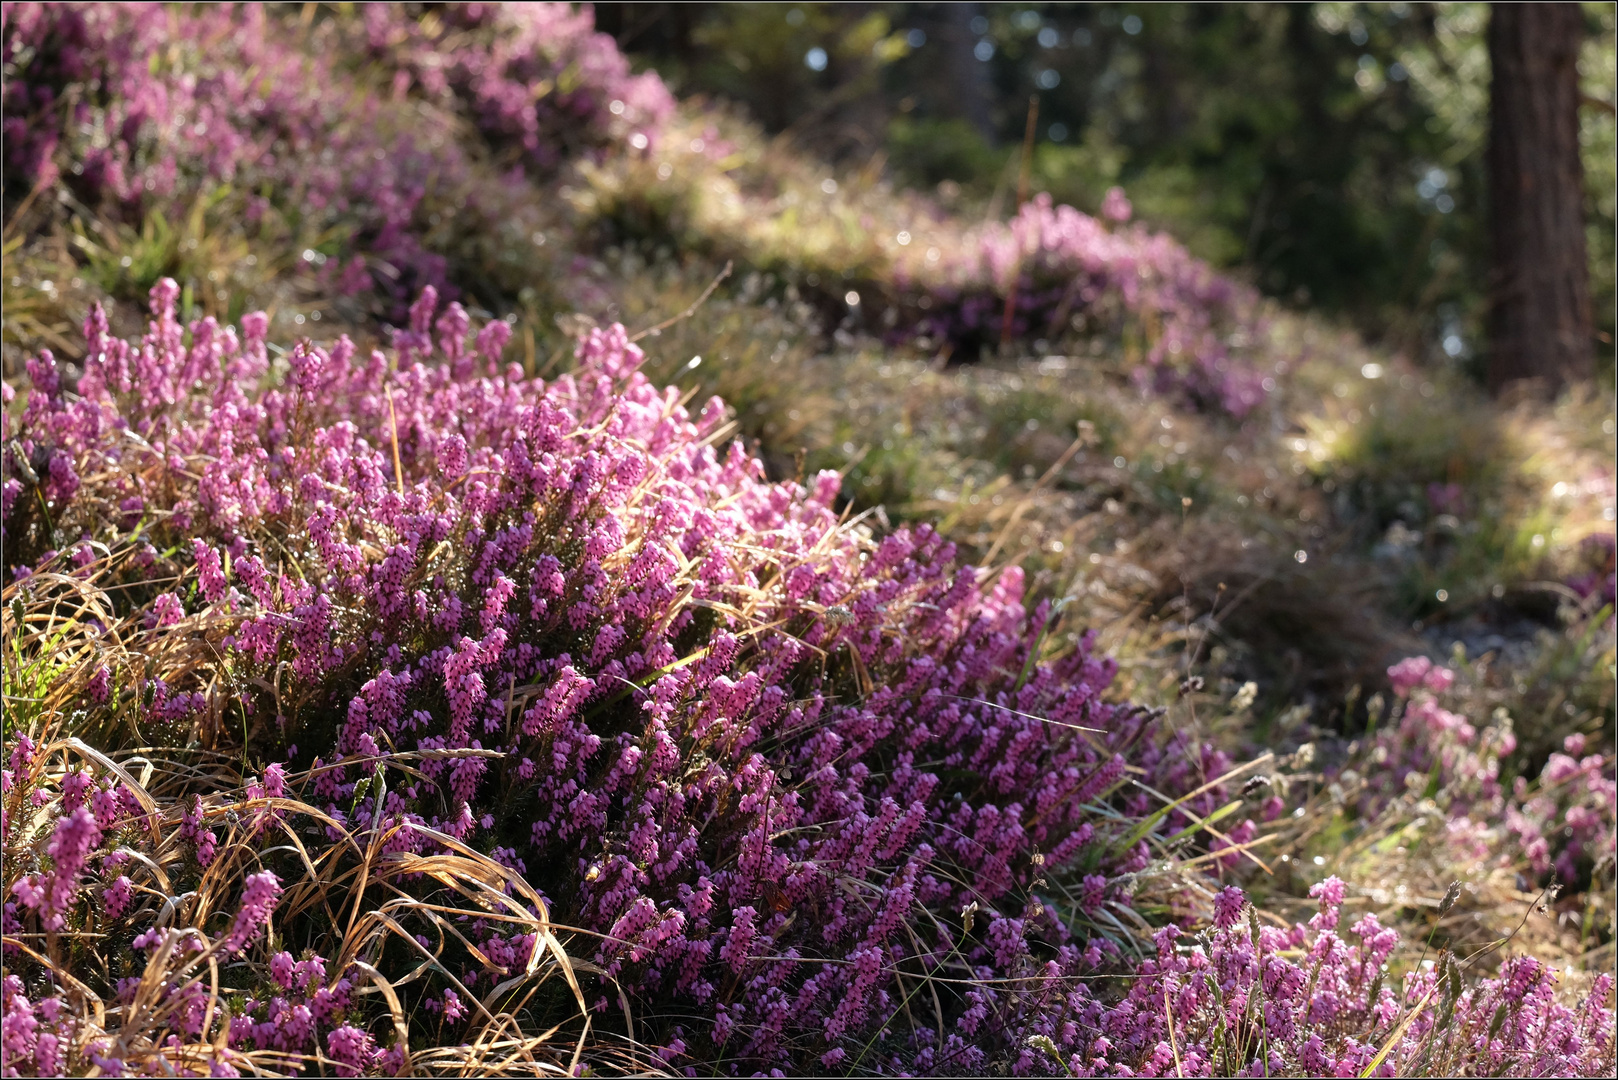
2,4,1613,1076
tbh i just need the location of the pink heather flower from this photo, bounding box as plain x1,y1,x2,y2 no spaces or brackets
1422,664,1456,694
327,1023,377,1077
61,768,94,812
476,319,512,366
377,1044,407,1076
151,592,185,628
88,664,112,704
1101,186,1133,223
270,951,297,991
441,988,467,1023
438,433,469,477
193,539,228,603
8,735,37,780
1309,876,1347,906
102,875,133,919
1309,875,1348,932
263,762,287,800
13,808,102,931
1078,874,1108,914
1212,885,1246,929
1387,656,1433,696
181,795,218,866
219,871,281,954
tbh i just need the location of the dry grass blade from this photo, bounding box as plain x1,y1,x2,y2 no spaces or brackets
350,959,413,1077
1360,984,1438,1078
629,260,734,343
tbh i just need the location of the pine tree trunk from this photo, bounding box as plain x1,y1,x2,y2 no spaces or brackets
1487,3,1592,394
944,4,997,145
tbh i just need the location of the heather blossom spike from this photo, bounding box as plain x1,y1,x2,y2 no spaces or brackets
219,872,281,955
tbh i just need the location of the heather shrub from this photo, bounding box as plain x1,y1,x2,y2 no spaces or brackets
1023,878,1616,1077
897,192,1268,416
4,281,1272,1072
1346,654,1616,894
6,2,1273,415
0,2,657,319
355,2,673,171
587,139,1275,415
9,281,1609,1076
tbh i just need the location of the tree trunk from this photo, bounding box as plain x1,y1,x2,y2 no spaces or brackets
943,3,997,145
1487,3,1592,394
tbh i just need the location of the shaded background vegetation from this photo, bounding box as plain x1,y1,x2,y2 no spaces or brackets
597,1,1616,379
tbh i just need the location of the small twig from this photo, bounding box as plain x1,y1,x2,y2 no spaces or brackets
2,176,51,242
628,260,733,343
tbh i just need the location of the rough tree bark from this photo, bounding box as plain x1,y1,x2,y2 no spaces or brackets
1487,3,1592,394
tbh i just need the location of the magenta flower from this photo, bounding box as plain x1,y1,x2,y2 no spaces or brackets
219,872,281,955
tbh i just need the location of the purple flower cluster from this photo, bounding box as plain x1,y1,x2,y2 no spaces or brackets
3,974,71,1077
1356,657,1615,889
3,742,440,1077
358,3,672,172
10,808,99,932
219,871,282,955
230,946,379,1071
900,192,1269,416
1004,879,1614,1076
1,281,1261,1071
2,746,309,1076
0,3,669,312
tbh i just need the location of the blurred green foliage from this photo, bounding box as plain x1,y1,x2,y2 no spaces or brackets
599,1,1616,378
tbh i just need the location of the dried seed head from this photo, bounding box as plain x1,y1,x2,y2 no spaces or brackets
1027,1035,1063,1064
1438,880,1462,916
1540,881,1563,913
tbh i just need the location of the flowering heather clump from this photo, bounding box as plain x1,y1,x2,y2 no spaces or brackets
2,280,1257,1072
1011,879,1614,1077
1355,657,1615,889
1,2,667,311
0,737,495,1077
900,192,1269,416
358,2,673,170
5,2,1270,418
